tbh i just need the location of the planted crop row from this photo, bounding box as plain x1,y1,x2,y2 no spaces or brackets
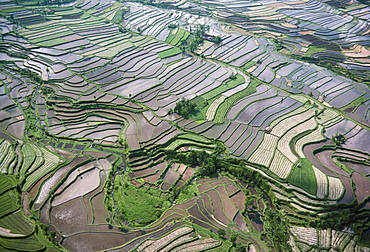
312,166,328,199
271,109,315,137
0,211,34,236
295,125,325,158
268,150,293,179
288,159,317,195
0,234,44,251
175,238,220,252
206,96,226,121
269,105,308,128
22,148,60,191
0,145,15,174
0,140,11,169
327,176,344,200
140,226,193,251
291,226,317,246
278,117,317,164
0,175,17,195
248,134,278,167
213,81,259,124
0,190,18,218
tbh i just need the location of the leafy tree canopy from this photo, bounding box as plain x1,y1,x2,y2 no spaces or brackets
174,98,197,119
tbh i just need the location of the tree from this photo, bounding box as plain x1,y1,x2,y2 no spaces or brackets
217,228,225,238
229,73,237,80
332,133,345,146
230,233,237,246
212,36,222,44
173,98,197,119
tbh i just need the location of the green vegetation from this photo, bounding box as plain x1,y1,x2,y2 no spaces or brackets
2,0,370,251
271,38,286,51
172,98,198,119
340,96,367,112
176,24,208,53
175,182,200,204
0,172,64,251
263,208,291,251
0,175,17,194
157,47,182,58
242,61,256,70
331,134,346,146
113,175,171,226
189,76,257,122
287,158,317,195
112,9,124,23
304,45,326,57
212,79,259,123
202,73,245,100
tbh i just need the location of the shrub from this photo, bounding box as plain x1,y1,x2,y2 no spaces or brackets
174,99,197,119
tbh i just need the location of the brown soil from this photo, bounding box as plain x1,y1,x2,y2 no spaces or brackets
209,179,222,188
338,175,356,204
29,173,52,199
229,191,245,211
233,211,249,232
200,194,213,215
163,169,180,184
198,183,211,193
133,169,157,178
175,180,184,188
91,192,109,224
216,186,237,221
225,184,239,196
315,150,348,176
181,167,195,181
143,174,160,183
352,172,370,203
62,231,138,252
82,151,109,158
161,182,172,191
207,190,230,225
50,197,88,236
174,199,197,211
21,192,31,216
303,141,337,177
177,164,187,174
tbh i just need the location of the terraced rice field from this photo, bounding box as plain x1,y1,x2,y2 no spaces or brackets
0,0,370,250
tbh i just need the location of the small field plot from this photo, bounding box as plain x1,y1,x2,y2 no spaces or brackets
287,158,317,195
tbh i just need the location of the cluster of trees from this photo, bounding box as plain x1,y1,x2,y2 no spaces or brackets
272,38,286,51
262,208,291,251
170,98,197,119
331,133,346,146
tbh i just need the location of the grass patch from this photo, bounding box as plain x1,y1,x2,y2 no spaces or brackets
190,77,258,122
339,96,367,112
165,28,177,44
158,47,182,59
36,38,68,47
190,96,218,121
176,182,200,204
242,61,256,70
195,120,206,124
335,161,352,174
213,79,259,124
202,73,245,100
0,7,26,15
113,175,171,226
304,46,325,57
112,10,123,23
287,158,317,195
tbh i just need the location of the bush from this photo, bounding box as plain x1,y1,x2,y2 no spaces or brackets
174,98,197,119
332,134,345,146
